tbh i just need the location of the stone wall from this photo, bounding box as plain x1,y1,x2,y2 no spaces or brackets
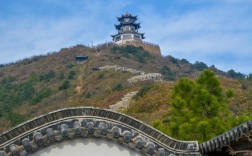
127,73,162,84
98,65,145,75
97,65,163,84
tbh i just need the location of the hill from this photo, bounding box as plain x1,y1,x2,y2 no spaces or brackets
0,43,251,137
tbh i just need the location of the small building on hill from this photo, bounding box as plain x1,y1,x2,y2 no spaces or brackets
111,13,161,56
75,56,88,64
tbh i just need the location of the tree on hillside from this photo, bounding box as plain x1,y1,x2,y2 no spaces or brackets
168,69,231,142
153,69,237,142
58,80,70,90
111,45,151,63
193,61,208,71
227,69,246,79
161,65,175,81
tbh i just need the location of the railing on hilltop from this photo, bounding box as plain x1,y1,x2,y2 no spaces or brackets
141,41,160,47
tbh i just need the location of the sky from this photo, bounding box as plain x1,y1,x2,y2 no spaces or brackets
0,0,252,74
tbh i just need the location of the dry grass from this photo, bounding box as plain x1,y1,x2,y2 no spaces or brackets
0,44,251,133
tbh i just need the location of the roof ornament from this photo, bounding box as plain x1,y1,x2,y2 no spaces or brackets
125,11,130,16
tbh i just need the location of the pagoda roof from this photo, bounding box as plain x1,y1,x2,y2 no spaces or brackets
119,21,140,25
117,12,137,21
115,23,141,30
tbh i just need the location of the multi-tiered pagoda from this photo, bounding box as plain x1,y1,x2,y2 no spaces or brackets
112,13,145,45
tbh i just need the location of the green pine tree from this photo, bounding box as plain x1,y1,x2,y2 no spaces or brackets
168,69,231,142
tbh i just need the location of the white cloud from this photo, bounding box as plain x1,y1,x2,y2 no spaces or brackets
0,0,132,64
0,0,251,74
138,1,252,74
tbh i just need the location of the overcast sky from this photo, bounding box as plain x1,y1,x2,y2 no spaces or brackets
0,0,252,74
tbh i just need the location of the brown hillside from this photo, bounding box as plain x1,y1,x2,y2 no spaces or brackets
0,43,251,133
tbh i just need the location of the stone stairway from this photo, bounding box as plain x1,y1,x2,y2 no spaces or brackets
109,91,138,111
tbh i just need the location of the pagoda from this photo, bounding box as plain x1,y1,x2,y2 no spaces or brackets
111,13,145,45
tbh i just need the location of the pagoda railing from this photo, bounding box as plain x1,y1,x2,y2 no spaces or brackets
141,41,159,47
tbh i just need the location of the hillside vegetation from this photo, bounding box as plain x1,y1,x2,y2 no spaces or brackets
152,69,251,142
0,43,251,141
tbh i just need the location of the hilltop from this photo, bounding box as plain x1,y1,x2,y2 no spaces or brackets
0,43,251,136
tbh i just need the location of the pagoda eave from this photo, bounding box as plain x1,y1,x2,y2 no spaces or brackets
137,33,145,39
117,15,137,21
115,23,141,30
111,34,118,37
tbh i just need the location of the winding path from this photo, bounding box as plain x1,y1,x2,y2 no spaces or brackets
97,65,163,84
109,91,138,111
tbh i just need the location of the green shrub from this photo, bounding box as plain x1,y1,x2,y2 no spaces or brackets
0,79,35,120
31,88,53,105
66,63,74,69
59,80,70,90
227,69,246,79
18,81,35,101
181,58,189,64
161,65,175,81
247,74,252,80
193,61,208,71
68,70,76,79
98,72,105,79
39,70,55,82
85,92,92,98
226,89,234,98
134,83,154,99
8,112,26,126
111,46,120,53
112,84,123,91
29,72,38,82
59,72,65,80
112,45,151,63
167,55,178,64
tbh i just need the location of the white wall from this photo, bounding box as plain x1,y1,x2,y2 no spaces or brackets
30,138,141,156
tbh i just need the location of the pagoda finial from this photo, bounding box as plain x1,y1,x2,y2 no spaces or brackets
125,11,130,16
